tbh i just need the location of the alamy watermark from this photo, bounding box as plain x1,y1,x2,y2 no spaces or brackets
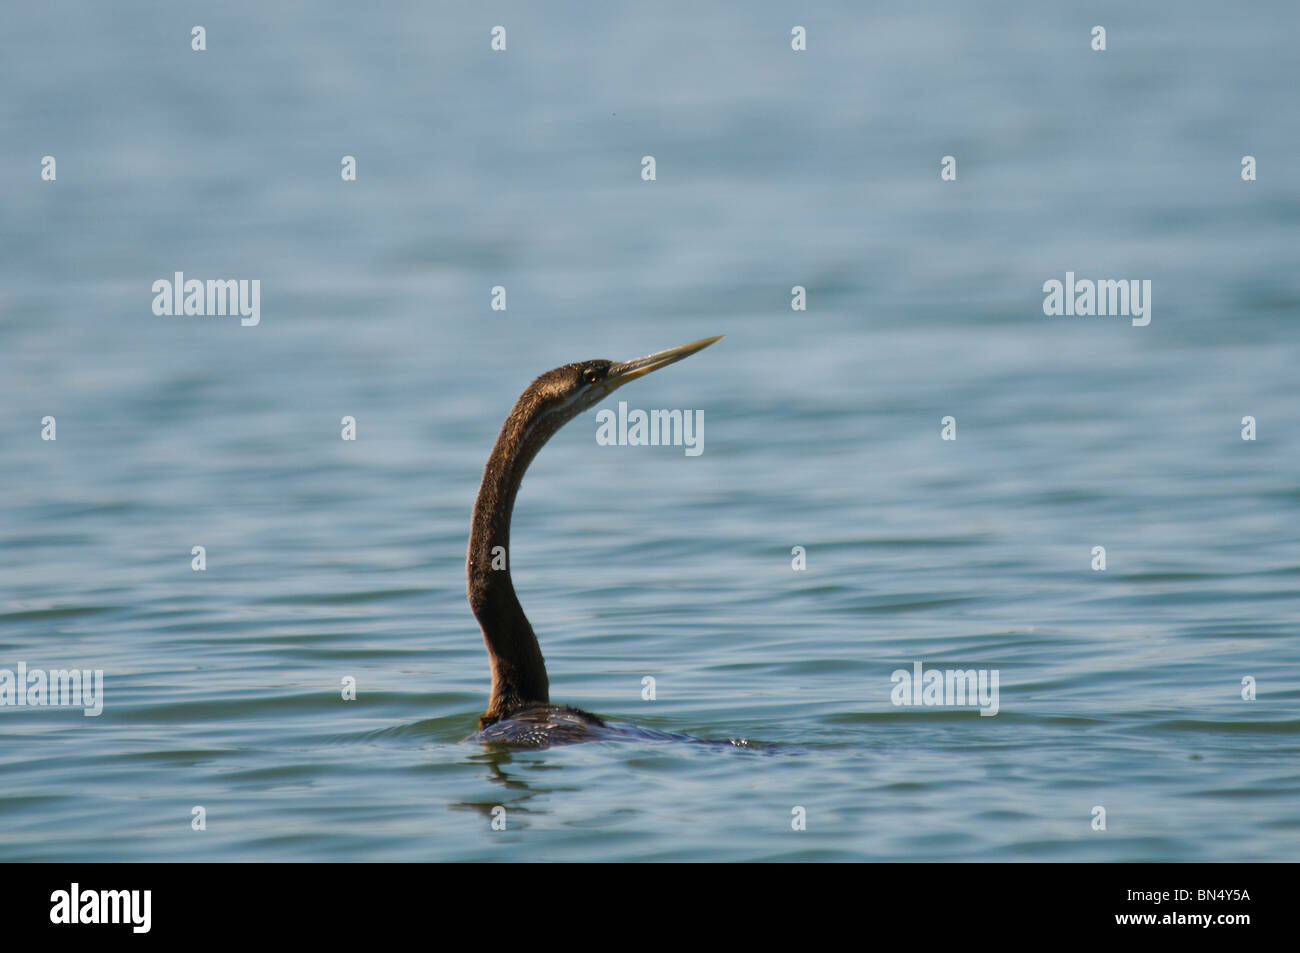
50,883,150,933
1042,271,1151,326
595,401,704,456
0,662,103,716
891,661,999,716
152,272,260,326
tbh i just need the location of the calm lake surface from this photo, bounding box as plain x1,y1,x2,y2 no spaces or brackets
1,1,1297,861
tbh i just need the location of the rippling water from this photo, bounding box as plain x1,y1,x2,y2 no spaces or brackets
2,1,1298,861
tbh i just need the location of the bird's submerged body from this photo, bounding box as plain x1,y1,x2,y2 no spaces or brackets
463,336,736,749
469,704,753,749
471,704,609,747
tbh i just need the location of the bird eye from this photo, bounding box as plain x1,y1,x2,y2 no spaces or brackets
583,368,601,384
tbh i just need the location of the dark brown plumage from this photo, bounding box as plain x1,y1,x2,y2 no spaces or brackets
465,337,722,746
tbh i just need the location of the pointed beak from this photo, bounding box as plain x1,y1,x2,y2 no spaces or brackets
605,336,723,389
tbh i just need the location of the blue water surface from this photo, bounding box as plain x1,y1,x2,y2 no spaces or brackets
1,1,1297,861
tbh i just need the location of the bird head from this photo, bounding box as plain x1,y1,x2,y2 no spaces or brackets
511,335,723,443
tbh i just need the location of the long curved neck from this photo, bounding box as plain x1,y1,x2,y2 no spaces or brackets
467,405,554,723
